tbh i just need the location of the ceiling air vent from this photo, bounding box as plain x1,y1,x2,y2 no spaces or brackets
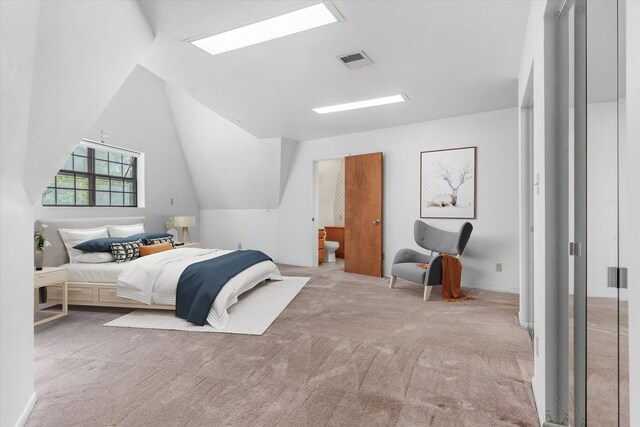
338,51,373,69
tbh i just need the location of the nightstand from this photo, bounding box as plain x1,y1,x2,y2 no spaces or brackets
177,242,202,249
34,266,68,326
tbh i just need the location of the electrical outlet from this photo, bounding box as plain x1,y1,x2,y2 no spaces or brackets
170,198,174,205
237,243,242,250
496,263,503,272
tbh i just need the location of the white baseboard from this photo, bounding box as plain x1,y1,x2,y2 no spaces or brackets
385,278,520,295
519,320,534,329
518,311,533,329
14,392,37,427
461,283,520,294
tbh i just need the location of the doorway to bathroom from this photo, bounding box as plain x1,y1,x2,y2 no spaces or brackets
314,157,346,271
313,152,384,277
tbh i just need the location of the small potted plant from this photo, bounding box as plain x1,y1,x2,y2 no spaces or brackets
34,224,51,270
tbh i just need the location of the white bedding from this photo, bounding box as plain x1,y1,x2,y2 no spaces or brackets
62,262,130,283
116,248,282,328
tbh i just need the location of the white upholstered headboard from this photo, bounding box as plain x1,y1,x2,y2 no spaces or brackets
35,217,145,267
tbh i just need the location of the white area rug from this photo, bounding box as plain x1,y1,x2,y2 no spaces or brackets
104,276,309,335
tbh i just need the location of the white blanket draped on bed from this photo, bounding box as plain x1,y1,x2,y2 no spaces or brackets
116,248,282,328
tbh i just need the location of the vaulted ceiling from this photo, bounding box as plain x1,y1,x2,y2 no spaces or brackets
138,0,531,141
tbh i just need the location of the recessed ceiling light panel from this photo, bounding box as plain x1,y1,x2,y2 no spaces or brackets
190,2,343,56
313,94,408,114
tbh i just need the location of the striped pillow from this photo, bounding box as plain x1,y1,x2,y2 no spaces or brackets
144,237,175,247
110,239,143,263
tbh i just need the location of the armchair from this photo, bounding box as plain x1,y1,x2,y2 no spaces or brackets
389,220,473,300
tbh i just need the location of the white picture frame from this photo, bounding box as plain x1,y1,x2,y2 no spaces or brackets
420,146,477,219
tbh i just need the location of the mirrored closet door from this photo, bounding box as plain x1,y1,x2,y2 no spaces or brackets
573,0,636,425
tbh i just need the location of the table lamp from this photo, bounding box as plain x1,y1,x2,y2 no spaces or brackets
174,216,196,243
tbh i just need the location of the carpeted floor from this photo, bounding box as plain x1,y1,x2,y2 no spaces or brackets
28,262,538,426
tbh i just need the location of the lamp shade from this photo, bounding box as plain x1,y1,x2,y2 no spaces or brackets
174,216,196,227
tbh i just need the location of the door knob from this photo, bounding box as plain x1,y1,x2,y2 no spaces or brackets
372,219,381,225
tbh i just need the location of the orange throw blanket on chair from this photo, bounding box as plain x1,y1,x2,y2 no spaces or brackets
441,254,473,302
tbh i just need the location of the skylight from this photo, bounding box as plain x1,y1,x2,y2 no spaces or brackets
313,94,408,114
190,2,342,56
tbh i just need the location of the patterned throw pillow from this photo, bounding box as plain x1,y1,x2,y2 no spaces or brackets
110,239,144,263
144,237,175,247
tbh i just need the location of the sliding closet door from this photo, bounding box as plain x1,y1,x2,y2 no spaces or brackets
574,0,634,425
586,2,619,424
617,0,636,424
572,3,587,424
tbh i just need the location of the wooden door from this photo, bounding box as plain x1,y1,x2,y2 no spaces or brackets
344,152,383,277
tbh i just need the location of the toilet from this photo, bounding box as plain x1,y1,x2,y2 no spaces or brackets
324,240,340,263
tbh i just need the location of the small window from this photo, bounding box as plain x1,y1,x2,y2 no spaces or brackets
43,142,140,207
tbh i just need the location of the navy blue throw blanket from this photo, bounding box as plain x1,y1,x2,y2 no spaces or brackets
175,250,272,326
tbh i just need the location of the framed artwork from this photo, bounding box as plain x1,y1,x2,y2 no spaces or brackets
420,146,476,219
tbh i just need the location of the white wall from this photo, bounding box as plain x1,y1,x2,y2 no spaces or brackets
24,0,154,204
33,66,200,241
517,1,556,422
197,109,520,292
279,138,298,202
316,159,342,229
1,2,157,425
199,209,279,259
164,85,290,210
1,2,39,426
279,108,520,292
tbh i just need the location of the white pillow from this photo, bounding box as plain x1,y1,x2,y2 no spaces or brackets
59,227,109,263
108,223,145,237
75,252,115,263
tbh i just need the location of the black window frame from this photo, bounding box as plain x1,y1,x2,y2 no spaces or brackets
42,146,138,207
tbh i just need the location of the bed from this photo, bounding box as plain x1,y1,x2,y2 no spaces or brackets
37,217,281,327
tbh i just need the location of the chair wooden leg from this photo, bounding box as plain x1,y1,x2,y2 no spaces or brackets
423,286,432,301
389,276,397,289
